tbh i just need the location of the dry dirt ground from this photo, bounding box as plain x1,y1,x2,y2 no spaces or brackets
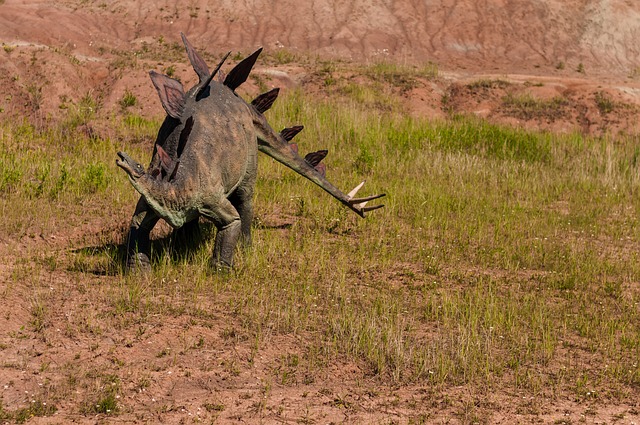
1,0,640,423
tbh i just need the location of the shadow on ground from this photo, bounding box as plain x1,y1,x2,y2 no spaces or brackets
70,220,213,276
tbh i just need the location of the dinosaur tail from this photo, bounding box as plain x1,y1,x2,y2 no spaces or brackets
251,110,384,217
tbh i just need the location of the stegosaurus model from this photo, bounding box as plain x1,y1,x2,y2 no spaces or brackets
116,33,385,271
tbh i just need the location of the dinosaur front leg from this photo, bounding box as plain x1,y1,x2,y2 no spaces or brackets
201,197,242,270
126,197,160,272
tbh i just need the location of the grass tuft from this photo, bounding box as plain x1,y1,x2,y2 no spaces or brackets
118,90,138,109
501,93,569,121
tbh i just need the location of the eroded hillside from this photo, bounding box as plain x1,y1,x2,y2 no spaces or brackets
2,0,640,76
2,0,640,137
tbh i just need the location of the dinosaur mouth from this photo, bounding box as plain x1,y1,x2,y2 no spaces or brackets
116,151,145,179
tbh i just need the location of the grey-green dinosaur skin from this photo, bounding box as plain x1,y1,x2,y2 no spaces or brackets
117,34,384,271
118,82,257,270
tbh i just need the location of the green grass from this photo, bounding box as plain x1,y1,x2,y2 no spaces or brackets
80,374,121,415
364,61,439,89
0,115,155,238
1,84,640,413
594,91,615,114
501,93,569,121
0,399,57,424
267,48,301,65
118,90,138,109
251,91,640,390
312,59,438,111
467,79,511,90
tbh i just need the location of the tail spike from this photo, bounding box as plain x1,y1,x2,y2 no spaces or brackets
347,181,366,199
361,204,384,213
348,193,386,204
346,181,386,217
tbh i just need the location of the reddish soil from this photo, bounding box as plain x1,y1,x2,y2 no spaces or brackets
1,0,640,423
2,0,640,135
3,0,640,77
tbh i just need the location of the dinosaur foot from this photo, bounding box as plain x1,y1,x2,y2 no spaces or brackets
127,253,152,274
208,259,233,275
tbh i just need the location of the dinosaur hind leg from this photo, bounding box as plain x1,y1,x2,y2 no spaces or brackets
201,197,242,270
229,185,254,249
126,197,160,272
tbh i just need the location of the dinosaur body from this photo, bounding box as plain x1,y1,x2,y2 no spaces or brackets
119,84,256,229
117,34,384,271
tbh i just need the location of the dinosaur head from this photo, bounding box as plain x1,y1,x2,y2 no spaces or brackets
117,151,155,204
116,151,164,202
116,151,146,180
116,151,168,210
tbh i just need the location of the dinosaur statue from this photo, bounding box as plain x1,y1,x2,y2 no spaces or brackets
116,33,385,271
